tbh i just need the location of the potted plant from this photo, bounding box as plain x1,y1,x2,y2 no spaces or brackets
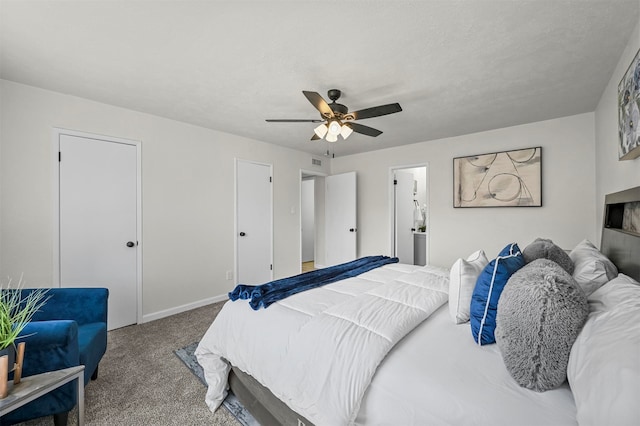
0,277,49,379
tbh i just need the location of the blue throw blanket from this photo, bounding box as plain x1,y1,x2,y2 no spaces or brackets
229,255,399,310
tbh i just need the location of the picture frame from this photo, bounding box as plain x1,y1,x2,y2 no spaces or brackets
618,48,640,161
453,147,542,208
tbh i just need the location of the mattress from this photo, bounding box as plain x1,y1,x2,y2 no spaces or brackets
356,304,578,426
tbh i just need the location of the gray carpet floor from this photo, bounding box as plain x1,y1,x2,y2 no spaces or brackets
21,302,240,425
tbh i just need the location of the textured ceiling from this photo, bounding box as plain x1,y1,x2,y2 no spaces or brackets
1,1,638,157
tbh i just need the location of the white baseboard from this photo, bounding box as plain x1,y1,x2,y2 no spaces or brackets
313,263,326,269
142,293,229,324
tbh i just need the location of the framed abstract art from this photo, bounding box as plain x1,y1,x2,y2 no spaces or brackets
453,147,542,208
618,48,640,161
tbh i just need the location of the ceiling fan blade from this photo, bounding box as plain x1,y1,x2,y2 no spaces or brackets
265,119,325,123
311,133,321,141
348,103,402,120
302,91,334,119
346,122,383,137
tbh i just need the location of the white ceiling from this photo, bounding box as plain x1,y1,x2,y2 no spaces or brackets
1,1,638,157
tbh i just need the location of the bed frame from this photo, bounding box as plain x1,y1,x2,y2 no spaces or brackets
228,185,640,426
601,185,640,282
229,366,313,426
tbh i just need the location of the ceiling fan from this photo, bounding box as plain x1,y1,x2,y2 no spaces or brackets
266,89,402,142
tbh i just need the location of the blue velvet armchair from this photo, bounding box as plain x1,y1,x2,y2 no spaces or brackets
0,288,108,426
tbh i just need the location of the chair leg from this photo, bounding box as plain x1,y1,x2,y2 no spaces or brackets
91,365,98,380
53,411,69,426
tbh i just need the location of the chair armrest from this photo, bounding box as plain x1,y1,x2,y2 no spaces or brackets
16,320,80,377
25,287,109,325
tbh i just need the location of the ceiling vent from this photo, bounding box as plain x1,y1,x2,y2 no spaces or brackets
312,158,322,166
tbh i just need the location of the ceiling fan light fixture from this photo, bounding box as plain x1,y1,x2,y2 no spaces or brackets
267,89,402,142
314,123,328,138
340,124,353,140
328,120,342,136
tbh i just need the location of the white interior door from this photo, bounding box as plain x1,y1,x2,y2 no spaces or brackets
59,134,138,330
236,160,273,285
395,171,415,264
325,171,356,266
301,178,315,263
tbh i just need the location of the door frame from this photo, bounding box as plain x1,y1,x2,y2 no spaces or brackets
299,169,327,272
52,128,143,325
234,158,274,285
388,163,430,265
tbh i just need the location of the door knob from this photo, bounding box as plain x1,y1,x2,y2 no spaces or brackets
126,241,135,247
239,232,246,236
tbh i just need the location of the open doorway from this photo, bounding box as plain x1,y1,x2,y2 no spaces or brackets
300,170,327,272
390,164,428,266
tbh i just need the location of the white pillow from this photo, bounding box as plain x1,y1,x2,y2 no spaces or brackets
448,250,488,324
569,239,618,296
567,274,640,426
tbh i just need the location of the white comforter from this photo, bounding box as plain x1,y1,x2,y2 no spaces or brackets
195,263,449,425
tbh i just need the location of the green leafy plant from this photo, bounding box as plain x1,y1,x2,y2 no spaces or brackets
0,276,49,351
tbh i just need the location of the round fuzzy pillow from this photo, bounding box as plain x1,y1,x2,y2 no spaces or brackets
523,238,574,274
495,259,588,392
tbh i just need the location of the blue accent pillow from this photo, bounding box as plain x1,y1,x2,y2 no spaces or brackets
470,243,525,345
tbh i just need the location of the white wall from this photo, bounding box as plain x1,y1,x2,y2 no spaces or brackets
0,84,3,275
331,113,597,268
595,19,640,244
0,80,329,319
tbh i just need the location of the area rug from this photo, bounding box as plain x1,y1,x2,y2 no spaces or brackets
174,342,259,426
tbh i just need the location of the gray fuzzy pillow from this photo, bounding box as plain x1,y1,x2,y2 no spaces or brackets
523,238,574,274
495,259,588,392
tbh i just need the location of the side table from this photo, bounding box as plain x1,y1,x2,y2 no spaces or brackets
0,365,85,425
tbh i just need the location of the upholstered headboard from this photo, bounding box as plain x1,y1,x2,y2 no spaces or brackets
600,186,640,282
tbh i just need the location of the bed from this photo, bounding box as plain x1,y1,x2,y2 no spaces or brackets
196,186,640,426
